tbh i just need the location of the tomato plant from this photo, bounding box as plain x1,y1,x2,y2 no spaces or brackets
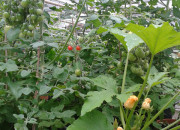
0,0,179,130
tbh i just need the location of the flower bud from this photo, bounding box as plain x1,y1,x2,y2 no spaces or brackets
124,95,138,109
117,126,124,130
144,98,151,103
142,98,151,110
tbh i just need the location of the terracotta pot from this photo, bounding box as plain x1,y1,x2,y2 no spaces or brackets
40,96,49,101
157,119,180,125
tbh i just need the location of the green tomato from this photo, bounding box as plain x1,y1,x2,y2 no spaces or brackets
128,53,137,61
27,31,33,37
21,0,29,8
135,48,145,58
29,8,34,13
122,51,127,57
117,61,123,68
109,65,114,69
18,5,24,12
31,14,37,20
37,2,43,8
145,51,150,56
19,32,25,38
36,9,43,15
11,16,16,21
3,3,8,9
23,30,28,35
78,36,84,43
75,69,82,77
4,26,12,33
144,63,149,70
130,65,136,74
3,12,10,18
37,15,44,22
28,25,34,30
16,13,23,21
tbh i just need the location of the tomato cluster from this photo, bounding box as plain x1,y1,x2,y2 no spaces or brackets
119,46,150,76
68,45,81,51
2,0,44,38
129,46,150,76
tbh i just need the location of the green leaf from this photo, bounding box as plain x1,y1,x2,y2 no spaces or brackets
52,89,64,99
7,27,20,42
81,90,115,116
8,82,23,99
91,75,117,92
116,93,131,103
21,70,31,77
38,121,54,127
88,15,102,27
97,27,108,34
27,118,37,124
173,0,180,7
31,41,45,48
39,85,51,95
14,123,28,130
110,16,122,23
109,28,129,50
5,59,18,72
55,110,76,118
67,110,113,130
124,33,143,51
47,43,59,48
124,84,141,93
147,67,169,87
0,62,5,71
13,114,24,119
21,88,33,95
52,67,69,82
101,0,109,3
126,22,180,55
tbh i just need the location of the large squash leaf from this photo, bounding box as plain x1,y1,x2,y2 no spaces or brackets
126,22,180,55
67,110,113,130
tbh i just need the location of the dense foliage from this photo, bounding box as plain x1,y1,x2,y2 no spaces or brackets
0,0,180,130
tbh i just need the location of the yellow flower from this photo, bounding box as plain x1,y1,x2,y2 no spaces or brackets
124,95,138,109
142,98,151,110
117,126,124,130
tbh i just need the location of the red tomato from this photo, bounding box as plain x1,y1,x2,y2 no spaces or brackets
76,45,81,51
68,45,73,50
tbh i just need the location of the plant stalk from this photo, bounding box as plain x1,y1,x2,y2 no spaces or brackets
142,91,180,130
49,0,86,65
119,101,126,129
162,118,180,130
170,125,180,130
121,51,129,93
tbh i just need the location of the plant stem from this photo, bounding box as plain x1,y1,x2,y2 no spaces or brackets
166,0,170,11
170,125,180,130
121,51,129,93
126,55,154,129
4,32,8,90
162,118,180,130
49,0,86,65
130,0,132,20
119,101,126,129
142,91,180,130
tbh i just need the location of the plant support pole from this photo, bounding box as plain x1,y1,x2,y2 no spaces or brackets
49,0,86,65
